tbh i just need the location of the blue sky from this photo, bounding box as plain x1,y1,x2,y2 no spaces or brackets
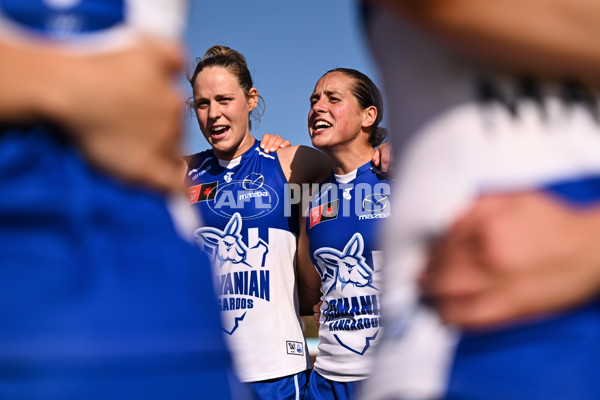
181,0,381,155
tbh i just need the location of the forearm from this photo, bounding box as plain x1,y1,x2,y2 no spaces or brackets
297,216,322,316
373,0,600,82
297,255,322,316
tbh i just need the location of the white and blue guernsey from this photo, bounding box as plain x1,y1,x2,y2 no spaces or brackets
0,1,238,399
306,161,391,382
363,4,600,400
187,140,311,383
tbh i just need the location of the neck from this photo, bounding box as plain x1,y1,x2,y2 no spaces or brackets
323,144,375,175
213,133,255,160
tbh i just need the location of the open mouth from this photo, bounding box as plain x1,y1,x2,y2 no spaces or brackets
312,120,332,134
210,125,230,139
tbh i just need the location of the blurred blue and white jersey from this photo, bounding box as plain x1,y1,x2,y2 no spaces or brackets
0,0,186,50
362,4,600,400
187,140,311,382
306,161,390,382
0,2,243,399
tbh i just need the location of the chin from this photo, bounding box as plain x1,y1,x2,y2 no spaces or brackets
211,141,234,155
311,137,331,151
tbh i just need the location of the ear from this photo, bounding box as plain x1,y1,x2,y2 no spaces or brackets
345,233,364,257
247,87,259,112
315,252,342,267
361,105,377,129
225,213,242,235
196,231,221,246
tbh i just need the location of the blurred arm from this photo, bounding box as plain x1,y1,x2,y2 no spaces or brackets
0,37,186,193
370,0,600,82
0,39,68,122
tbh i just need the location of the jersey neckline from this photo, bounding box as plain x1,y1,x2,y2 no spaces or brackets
333,160,374,184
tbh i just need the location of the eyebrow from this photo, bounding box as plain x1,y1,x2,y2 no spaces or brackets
310,89,342,100
194,93,235,101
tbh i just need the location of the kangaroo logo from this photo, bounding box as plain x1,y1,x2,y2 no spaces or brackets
194,213,268,269
194,213,270,336
313,233,376,295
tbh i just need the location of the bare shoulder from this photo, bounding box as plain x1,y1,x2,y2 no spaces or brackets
276,144,302,168
277,145,332,184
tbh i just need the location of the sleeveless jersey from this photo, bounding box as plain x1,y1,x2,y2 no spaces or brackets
0,2,241,399
306,161,390,382
362,5,600,400
187,140,311,382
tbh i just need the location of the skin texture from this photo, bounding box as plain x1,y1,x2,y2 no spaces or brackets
420,193,600,328
370,142,392,174
370,0,600,83
0,37,187,193
259,135,290,154
308,71,377,174
192,66,258,160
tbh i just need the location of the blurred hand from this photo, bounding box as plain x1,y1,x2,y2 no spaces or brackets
259,133,290,153
60,38,186,193
372,142,392,175
421,192,600,328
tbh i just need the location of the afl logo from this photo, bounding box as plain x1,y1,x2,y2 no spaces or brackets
209,174,278,220
362,194,389,212
242,173,265,190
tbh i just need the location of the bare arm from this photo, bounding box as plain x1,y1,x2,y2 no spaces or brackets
277,145,332,185
297,214,323,316
0,37,186,192
371,0,600,82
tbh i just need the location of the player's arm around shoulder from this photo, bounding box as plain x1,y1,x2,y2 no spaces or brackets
276,145,329,314
277,145,332,185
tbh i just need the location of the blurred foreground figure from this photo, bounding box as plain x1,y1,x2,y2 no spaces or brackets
361,1,600,399
0,1,244,399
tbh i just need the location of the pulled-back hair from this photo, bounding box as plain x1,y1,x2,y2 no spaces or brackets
188,45,264,128
325,68,387,147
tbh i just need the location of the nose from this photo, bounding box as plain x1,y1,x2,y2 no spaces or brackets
311,97,327,114
208,101,222,120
